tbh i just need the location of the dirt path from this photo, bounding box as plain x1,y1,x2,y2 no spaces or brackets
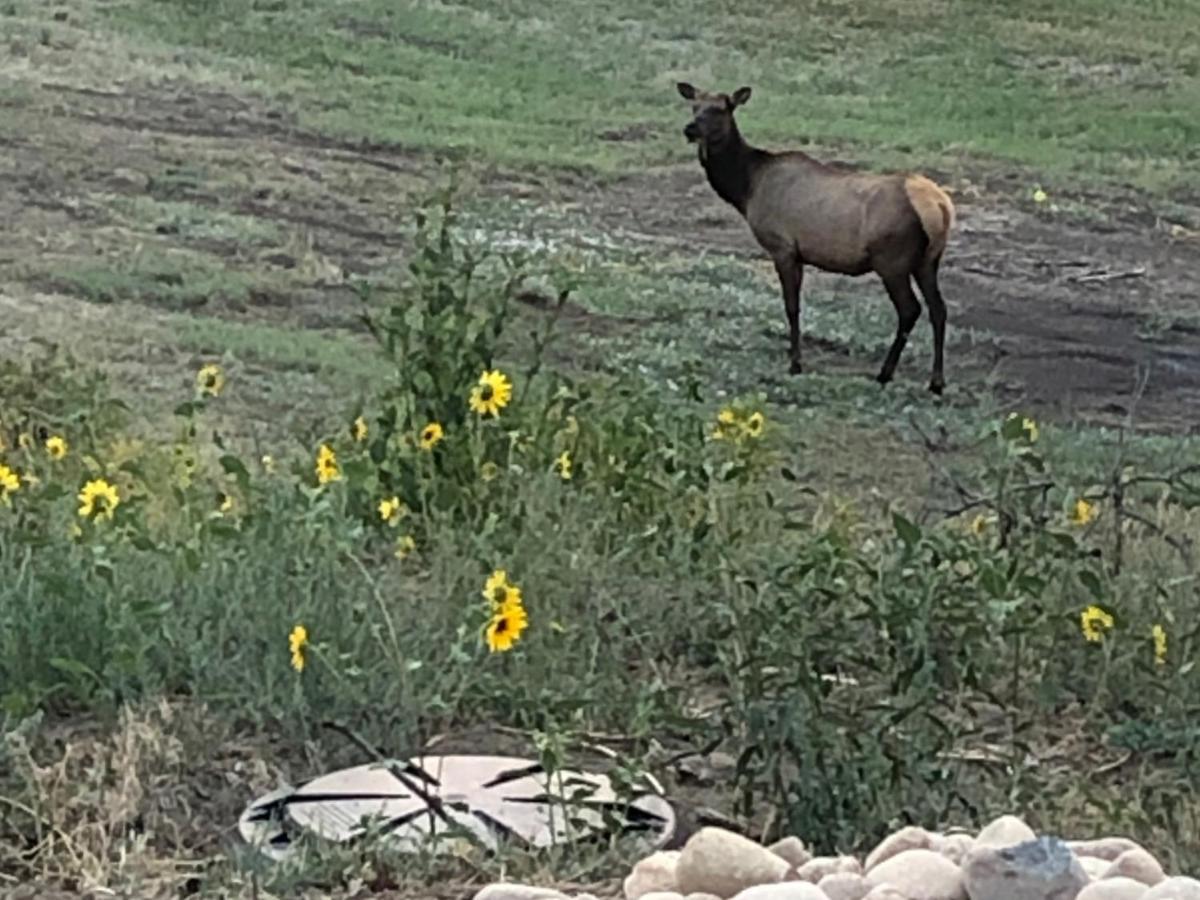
3,80,1200,432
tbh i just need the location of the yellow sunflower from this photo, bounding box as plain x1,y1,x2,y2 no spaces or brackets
0,463,21,503
315,444,341,484
1080,605,1114,643
485,600,529,653
1152,624,1167,667
420,422,445,451
554,450,573,481
78,478,120,521
1070,498,1097,526
378,495,406,526
351,416,369,443
261,454,276,474
482,568,522,609
969,513,996,536
288,625,308,673
196,363,225,397
395,534,416,560
712,407,737,441
17,432,33,450
468,370,513,418
217,491,235,514
743,411,765,439
45,435,69,460
480,461,500,482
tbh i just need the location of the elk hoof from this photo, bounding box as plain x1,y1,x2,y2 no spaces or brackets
928,377,945,396
875,371,893,387
789,359,803,375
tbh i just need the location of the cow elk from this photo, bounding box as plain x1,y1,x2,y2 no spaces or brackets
677,82,956,394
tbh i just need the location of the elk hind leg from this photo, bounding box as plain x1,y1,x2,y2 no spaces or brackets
877,272,922,386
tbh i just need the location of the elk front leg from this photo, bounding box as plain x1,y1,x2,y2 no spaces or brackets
774,257,804,375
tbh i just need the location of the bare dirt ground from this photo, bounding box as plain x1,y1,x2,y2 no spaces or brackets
4,81,1200,432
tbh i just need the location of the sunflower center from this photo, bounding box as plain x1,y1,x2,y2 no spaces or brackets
492,586,508,605
480,384,494,402
494,616,510,635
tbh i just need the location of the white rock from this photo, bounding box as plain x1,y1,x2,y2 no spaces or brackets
770,836,813,869
474,886,569,900
687,895,724,900
795,857,863,882
730,884,831,900
1078,878,1151,900
638,894,683,900
625,852,682,899
862,886,908,900
1082,858,1115,879
1103,850,1165,887
1069,840,1145,863
819,873,872,900
965,836,1089,900
1142,877,1200,900
867,849,965,900
866,827,936,872
935,834,976,867
974,815,1037,849
677,827,790,898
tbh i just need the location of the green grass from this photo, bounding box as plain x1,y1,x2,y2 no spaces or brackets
96,0,1200,192
4,0,1200,895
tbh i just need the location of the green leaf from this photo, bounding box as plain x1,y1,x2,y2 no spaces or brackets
1078,568,1104,598
893,513,921,547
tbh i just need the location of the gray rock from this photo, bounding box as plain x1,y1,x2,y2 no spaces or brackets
687,895,724,900
862,887,908,900
867,848,966,900
1142,877,1200,900
474,886,569,900
1082,858,1115,879
866,827,937,872
1068,840,1144,863
677,827,790,898
965,836,1089,900
625,852,682,899
935,834,976,866
975,815,1037,849
770,836,813,869
1078,879,1150,900
818,873,872,900
1103,850,1165,887
730,884,831,900
794,857,864,883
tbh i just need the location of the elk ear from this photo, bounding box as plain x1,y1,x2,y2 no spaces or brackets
677,82,698,100
731,86,752,108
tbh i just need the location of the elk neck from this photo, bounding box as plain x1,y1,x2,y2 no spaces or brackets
699,122,768,215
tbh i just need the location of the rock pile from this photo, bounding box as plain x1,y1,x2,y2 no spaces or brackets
471,817,1198,900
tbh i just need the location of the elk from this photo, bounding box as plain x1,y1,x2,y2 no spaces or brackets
677,82,956,394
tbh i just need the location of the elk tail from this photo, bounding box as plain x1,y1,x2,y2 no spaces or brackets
904,175,956,263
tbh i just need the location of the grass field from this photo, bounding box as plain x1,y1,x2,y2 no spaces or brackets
3,0,1200,896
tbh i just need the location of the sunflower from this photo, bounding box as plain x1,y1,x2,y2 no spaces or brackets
351,416,369,443
17,432,33,450
1070,498,1097,526
482,568,522,609
485,600,529,653
554,450,573,481
1080,605,1114,643
468,370,513,418
743,411,765,439
480,461,500,482
78,478,120,521
196,363,225,397
378,495,406,526
1152,624,1167,667
45,435,69,460
217,491,235,514
712,407,737,441
315,444,341,484
420,422,445,451
261,454,276,474
969,513,995,536
288,625,308,673
0,463,20,503
395,535,416,560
